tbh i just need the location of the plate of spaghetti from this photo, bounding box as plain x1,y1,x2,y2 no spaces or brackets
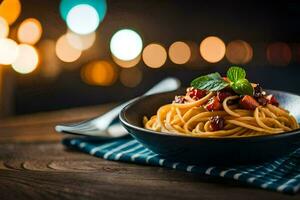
120,67,300,164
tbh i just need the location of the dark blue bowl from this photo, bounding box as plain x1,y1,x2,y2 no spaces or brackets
119,90,300,165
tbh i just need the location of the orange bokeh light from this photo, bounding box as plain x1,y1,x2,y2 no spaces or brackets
66,30,96,51
226,40,253,64
142,43,167,68
200,36,226,63
55,34,82,62
81,60,117,86
169,41,191,64
112,54,141,68
17,18,42,45
0,0,21,25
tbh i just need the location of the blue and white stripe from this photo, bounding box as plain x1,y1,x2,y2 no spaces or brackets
63,137,300,194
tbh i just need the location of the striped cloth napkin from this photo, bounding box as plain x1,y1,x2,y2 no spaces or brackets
63,136,300,194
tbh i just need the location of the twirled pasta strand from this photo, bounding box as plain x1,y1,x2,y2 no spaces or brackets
143,93,299,137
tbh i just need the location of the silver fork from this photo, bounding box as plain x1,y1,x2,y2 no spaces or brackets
55,77,180,138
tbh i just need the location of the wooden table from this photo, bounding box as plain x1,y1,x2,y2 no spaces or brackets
0,104,298,200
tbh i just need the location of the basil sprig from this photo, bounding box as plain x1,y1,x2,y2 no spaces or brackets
191,72,229,91
191,66,254,96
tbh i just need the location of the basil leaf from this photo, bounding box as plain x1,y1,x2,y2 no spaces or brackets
191,73,229,91
200,79,229,91
191,72,221,86
205,72,222,80
227,66,246,82
231,78,254,95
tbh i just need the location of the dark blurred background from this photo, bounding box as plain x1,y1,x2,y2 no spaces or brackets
1,0,300,117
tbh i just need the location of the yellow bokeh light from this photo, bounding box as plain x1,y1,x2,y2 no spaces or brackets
38,39,61,79
169,41,191,64
226,40,253,64
0,0,21,25
0,38,18,65
200,36,226,63
120,67,142,88
66,30,96,51
55,34,82,62
142,43,167,68
112,54,141,68
17,18,42,45
81,60,117,86
0,16,9,38
12,44,39,74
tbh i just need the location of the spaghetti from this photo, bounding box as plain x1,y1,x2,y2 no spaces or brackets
144,68,299,137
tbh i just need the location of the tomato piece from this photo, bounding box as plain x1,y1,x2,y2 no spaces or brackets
206,97,222,111
189,89,207,100
266,95,279,106
217,90,233,102
239,95,259,110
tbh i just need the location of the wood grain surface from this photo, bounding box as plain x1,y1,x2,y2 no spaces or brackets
0,104,298,200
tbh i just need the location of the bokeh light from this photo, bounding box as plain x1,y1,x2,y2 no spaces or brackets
0,0,21,25
17,18,42,45
169,41,191,64
120,67,143,88
66,30,96,50
38,39,61,79
200,36,226,63
0,16,9,38
112,55,141,68
12,44,39,74
0,38,18,65
226,40,253,64
81,60,117,86
66,4,100,35
110,29,143,61
142,43,167,68
60,0,107,22
266,42,292,66
55,34,82,62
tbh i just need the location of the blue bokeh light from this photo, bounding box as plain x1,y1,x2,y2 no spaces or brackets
60,0,107,22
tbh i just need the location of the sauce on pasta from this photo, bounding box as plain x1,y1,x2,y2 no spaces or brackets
144,67,299,137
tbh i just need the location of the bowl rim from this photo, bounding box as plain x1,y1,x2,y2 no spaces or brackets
119,89,300,142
